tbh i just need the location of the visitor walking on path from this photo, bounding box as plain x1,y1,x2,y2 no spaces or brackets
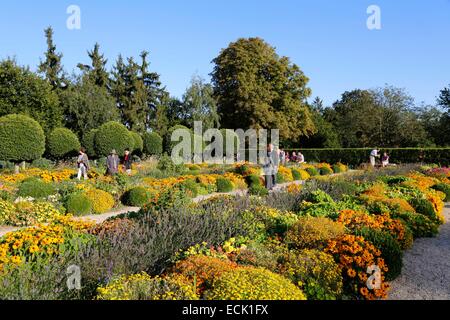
76,148,90,180
370,148,380,167
123,149,133,175
106,149,119,176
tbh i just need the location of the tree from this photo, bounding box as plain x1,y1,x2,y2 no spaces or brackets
47,127,81,160
0,114,45,172
77,43,110,88
60,76,119,138
0,59,62,133
182,75,220,130
94,121,134,157
438,85,450,111
130,131,144,155
211,37,315,142
436,85,450,146
143,132,163,156
38,27,67,90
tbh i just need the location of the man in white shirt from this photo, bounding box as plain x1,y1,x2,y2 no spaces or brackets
370,149,379,167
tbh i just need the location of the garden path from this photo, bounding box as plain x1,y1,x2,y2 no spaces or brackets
388,203,450,300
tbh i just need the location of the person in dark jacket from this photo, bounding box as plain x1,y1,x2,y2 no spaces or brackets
123,149,132,175
106,149,119,176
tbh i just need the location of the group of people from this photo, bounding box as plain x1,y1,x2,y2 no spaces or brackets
76,148,133,180
369,149,390,168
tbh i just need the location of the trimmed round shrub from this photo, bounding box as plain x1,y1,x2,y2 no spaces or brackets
306,167,320,177
204,267,306,300
17,178,56,199
353,227,403,281
47,127,81,159
282,249,343,300
179,179,199,198
0,114,45,162
65,193,93,216
291,169,302,181
130,131,143,154
245,174,262,187
122,187,150,207
96,272,198,300
432,183,450,202
82,129,98,158
172,256,238,295
319,166,334,176
285,216,346,250
84,189,115,214
216,177,234,193
248,184,269,196
94,122,134,157
143,132,163,156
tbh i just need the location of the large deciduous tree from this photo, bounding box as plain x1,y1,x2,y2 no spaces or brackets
211,37,315,142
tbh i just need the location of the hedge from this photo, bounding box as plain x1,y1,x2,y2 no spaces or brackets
130,132,144,154
82,129,98,158
143,132,163,156
0,114,45,162
94,122,134,157
285,148,450,166
47,127,81,159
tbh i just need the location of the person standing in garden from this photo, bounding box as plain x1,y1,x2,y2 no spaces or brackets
370,148,380,167
381,152,390,167
106,149,119,176
297,152,305,164
262,144,278,191
123,149,133,175
77,148,90,180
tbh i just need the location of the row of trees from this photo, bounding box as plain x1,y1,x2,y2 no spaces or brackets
0,28,448,150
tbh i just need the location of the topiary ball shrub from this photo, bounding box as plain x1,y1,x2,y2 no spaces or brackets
319,166,334,176
18,178,56,199
245,174,262,187
96,272,198,300
0,114,45,163
353,227,403,281
432,183,450,202
122,187,150,207
216,177,234,193
47,127,81,159
204,267,306,300
94,122,134,157
291,169,302,181
82,129,98,158
143,132,163,157
281,249,343,300
285,216,346,250
130,132,143,155
306,167,320,177
65,193,93,216
84,188,115,214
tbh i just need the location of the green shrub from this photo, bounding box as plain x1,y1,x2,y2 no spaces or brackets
204,267,306,300
65,193,93,216
179,179,199,198
245,174,262,187
319,166,334,176
282,249,343,300
17,178,56,199
285,216,346,250
276,172,286,183
216,177,234,193
306,167,319,176
0,114,45,163
31,158,54,169
130,132,144,155
82,129,98,158
220,129,240,155
410,196,440,223
47,127,81,159
353,227,403,281
94,122,134,157
122,187,151,207
332,164,344,173
248,184,269,196
395,211,439,238
432,183,450,201
291,169,302,181
165,125,191,154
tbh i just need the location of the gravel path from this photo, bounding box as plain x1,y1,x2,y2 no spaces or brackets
388,203,450,300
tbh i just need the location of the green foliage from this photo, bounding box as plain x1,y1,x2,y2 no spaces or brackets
306,167,319,176
47,127,81,159
285,216,346,250
282,249,343,300
65,193,93,216
0,114,46,162
432,183,450,201
395,211,439,238
130,132,143,154
204,267,306,300
17,178,56,199
94,121,134,157
319,166,334,175
211,37,315,142
179,179,199,198
82,129,98,158
353,227,403,281
220,129,240,155
410,196,440,223
216,177,234,193
31,158,55,169
291,169,302,181
143,132,163,156
248,184,269,196
0,59,62,133
122,187,151,207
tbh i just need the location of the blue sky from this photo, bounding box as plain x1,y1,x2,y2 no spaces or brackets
1,0,449,106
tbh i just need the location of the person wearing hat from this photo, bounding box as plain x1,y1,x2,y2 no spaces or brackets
106,149,119,176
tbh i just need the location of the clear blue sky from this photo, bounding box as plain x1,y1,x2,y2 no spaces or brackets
1,0,449,106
